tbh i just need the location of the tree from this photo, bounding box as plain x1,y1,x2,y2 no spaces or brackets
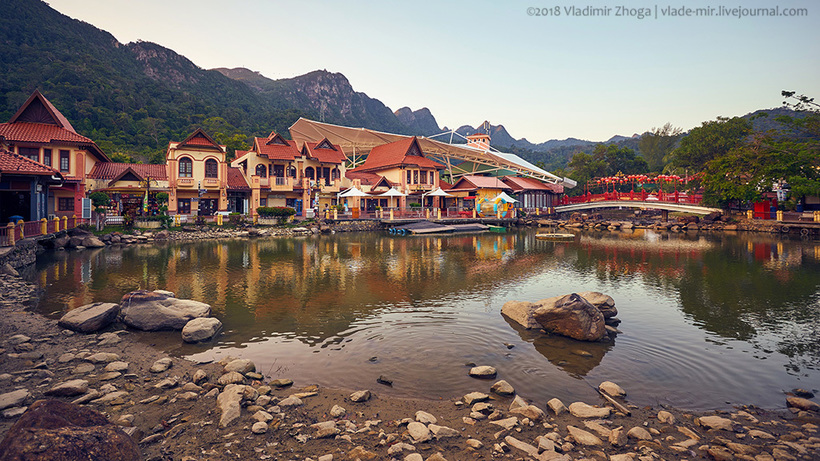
89,191,110,230
592,144,649,176
566,152,606,195
669,117,751,170
638,123,682,172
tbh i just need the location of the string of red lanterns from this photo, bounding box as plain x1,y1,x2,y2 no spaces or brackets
594,174,684,185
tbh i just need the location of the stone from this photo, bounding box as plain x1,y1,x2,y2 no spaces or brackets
404,454,423,461
657,410,675,424
154,377,178,389
251,421,268,434
0,263,19,277
609,426,627,446
270,378,293,388
533,294,606,341
747,429,775,440
330,404,346,418
463,392,489,405
567,425,603,446
504,435,539,457
7,334,31,345
349,390,371,402
0,389,30,411
57,303,119,333
224,358,255,374
547,398,567,415
82,236,106,248
104,361,129,372
490,380,515,396
118,290,211,330
501,300,540,329
510,405,545,421
509,395,528,411
707,446,734,461
598,381,626,398
312,421,339,438
217,371,245,386
786,396,820,413
583,420,611,438
149,357,172,373
217,384,244,427
192,369,207,384
429,424,459,439
0,399,139,461
468,366,497,379
407,421,432,443
278,396,303,407
698,415,733,431
577,291,618,318
568,402,611,419
44,380,89,397
627,426,652,440
86,352,119,363
71,363,94,375
181,317,222,343
387,442,415,455
489,417,518,431
415,410,437,424
252,410,273,422
466,439,483,449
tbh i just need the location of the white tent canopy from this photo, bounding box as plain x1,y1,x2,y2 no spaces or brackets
422,187,453,197
378,188,406,197
337,187,370,198
493,192,518,203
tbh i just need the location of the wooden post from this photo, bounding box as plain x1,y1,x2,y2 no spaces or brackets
7,223,14,246
389,209,394,220
71,215,77,228
52,217,59,233
472,209,477,219
425,209,430,219
216,214,223,226
174,215,180,227
815,211,820,223
333,209,338,220
16,222,23,240
746,210,753,219
437,208,441,220
61,216,68,231
496,209,501,219
776,210,783,221
40,218,47,236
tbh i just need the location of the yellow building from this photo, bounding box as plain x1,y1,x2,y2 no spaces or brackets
166,129,229,216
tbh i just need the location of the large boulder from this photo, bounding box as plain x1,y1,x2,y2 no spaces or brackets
501,300,540,329
533,293,606,341
0,399,140,461
58,303,119,333
577,292,618,319
181,317,223,343
81,236,106,248
119,290,210,331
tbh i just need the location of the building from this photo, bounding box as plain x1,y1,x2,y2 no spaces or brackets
447,175,514,216
0,149,64,223
86,163,169,217
0,90,110,217
166,129,230,216
231,132,347,216
502,176,563,210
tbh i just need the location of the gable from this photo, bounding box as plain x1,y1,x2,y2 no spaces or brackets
119,171,141,182
14,98,55,125
9,90,76,132
266,133,289,146
407,140,422,157
178,128,224,152
316,138,336,150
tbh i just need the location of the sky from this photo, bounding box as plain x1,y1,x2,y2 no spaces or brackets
47,0,819,143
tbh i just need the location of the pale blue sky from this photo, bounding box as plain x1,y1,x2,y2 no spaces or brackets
48,0,818,142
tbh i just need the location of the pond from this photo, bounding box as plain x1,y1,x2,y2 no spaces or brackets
33,228,820,410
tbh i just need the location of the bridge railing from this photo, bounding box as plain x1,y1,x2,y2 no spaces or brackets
560,191,703,206
1,216,89,247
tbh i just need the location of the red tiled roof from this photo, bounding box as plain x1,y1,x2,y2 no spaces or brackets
502,176,563,193
176,128,224,152
234,150,250,159
88,163,167,181
303,138,346,164
356,137,443,173
0,122,93,145
9,90,75,131
344,170,383,186
227,167,249,190
0,149,62,176
254,134,300,161
466,133,491,138
448,175,511,192
438,179,453,190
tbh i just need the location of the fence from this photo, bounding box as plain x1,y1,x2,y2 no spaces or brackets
1,216,88,247
561,190,704,206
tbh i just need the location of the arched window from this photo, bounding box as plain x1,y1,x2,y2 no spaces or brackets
179,157,193,178
255,164,267,177
205,159,218,178
305,166,315,179
331,168,340,180
287,165,297,178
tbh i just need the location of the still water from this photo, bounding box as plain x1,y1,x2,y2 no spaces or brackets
34,229,820,410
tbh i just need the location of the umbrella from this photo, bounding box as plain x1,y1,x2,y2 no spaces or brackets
338,187,370,198
378,188,406,197
422,187,452,197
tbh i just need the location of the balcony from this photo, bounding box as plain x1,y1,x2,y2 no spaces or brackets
203,178,219,189
270,176,293,192
177,178,195,187
408,183,434,192
320,179,341,193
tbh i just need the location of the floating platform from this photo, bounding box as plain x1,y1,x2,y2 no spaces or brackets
488,225,507,233
389,221,489,235
535,233,577,242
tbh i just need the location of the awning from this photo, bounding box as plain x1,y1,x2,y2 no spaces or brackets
378,188,406,197
337,187,370,198
493,192,518,203
422,187,453,197
463,196,476,200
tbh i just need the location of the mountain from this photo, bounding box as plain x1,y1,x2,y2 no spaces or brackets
394,107,441,135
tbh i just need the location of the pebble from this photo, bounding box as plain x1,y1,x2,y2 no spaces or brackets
463,392,489,405
568,402,611,419
547,398,567,415
407,421,432,443
598,381,626,398
270,378,293,388
490,379,515,396
415,410,437,424
251,421,268,434
567,425,603,446
217,371,245,385
330,404,346,418
468,365,497,379
278,396,303,407
86,352,119,363
104,361,129,372
149,357,173,373
349,390,371,402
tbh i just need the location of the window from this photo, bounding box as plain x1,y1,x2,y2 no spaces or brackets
255,164,267,177
305,167,315,179
260,198,267,206
58,197,74,211
413,170,419,184
59,150,70,172
179,157,193,177
43,149,51,167
204,159,218,178
19,147,39,162
177,198,191,214
287,165,296,177
332,168,340,180
407,170,412,184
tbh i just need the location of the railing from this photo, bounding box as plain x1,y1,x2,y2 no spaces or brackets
560,191,703,206
177,178,195,187
1,216,88,247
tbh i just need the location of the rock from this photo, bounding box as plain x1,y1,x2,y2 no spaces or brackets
217,384,244,427
44,380,89,397
533,294,606,341
501,300,540,329
57,303,119,333
330,404,346,418
509,395,527,411
577,291,618,318
81,236,106,248
463,392,489,405
416,410,437,424
466,439,483,449
489,417,518,431
270,378,293,388
118,290,211,330
86,352,119,363
657,410,675,424
404,454,423,461
697,415,733,431
149,357,173,373
153,377,178,389
217,372,245,386
510,404,545,421
429,424,459,439
547,398,567,415
278,396,303,407
223,359,255,374
251,421,268,434
504,435,539,457
707,446,734,461
627,426,652,440
609,426,627,446
252,410,273,423
0,399,139,461
104,361,129,372
349,390,371,402
567,425,603,446
490,380,515,396
192,369,208,384
0,263,19,277
181,317,222,343
0,389,30,411
468,366,497,379
407,421,432,443
568,402,611,419
786,396,820,412
387,442,415,455
598,381,626,398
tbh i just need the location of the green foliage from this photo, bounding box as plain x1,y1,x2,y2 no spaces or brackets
408,202,422,208
638,123,682,172
564,144,648,195
669,117,752,170
256,206,296,218
88,191,110,210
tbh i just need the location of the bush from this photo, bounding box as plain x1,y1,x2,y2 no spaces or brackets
256,206,296,218
408,202,422,208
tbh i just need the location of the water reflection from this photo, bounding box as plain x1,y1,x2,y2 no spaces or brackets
33,229,820,409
